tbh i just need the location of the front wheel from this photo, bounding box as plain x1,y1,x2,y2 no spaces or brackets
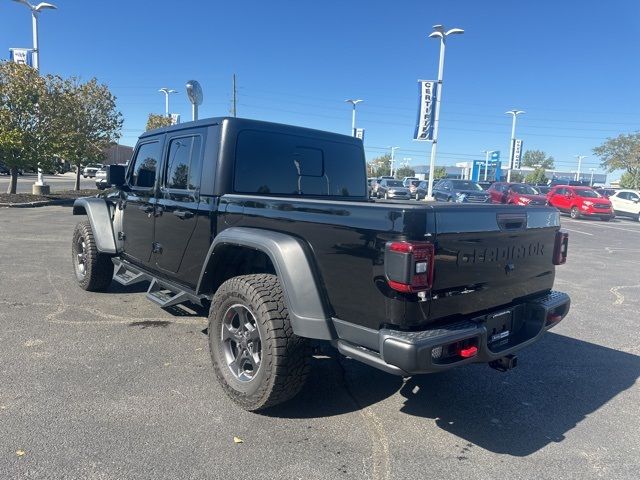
71,220,114,291
208,274,310,411
570,207,580,219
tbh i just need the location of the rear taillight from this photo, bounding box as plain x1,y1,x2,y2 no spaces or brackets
385,241,435,293
553,230,569,265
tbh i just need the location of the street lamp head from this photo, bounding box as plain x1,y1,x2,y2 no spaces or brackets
345,99,363,106
446,28,464,36
159,88,177,94
505,110,525,116
34,2,57,11
430,25,464,39
12,0,34,9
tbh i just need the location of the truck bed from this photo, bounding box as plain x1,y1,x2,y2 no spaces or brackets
220,195,560,331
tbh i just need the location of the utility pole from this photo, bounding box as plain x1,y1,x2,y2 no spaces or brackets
158,88,177,117
575,155,586,181
232,73,237,117
345,99,363,136
425,24,464,200
389,146,399,177
506,110,525,182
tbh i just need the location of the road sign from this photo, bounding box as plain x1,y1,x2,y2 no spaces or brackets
355,128,365,141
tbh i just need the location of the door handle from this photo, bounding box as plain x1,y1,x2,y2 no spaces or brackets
173,210,194,219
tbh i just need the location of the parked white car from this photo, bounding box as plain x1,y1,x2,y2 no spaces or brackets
82,164,102,178
609,189,640,221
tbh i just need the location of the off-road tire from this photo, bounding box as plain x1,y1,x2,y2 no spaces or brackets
570,206,580,219
208,274,311,411
71,220,114,291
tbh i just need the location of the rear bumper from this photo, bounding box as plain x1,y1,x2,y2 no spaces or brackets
334,291,570,376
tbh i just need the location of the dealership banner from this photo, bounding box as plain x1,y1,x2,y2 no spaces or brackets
512,139,524,169
9,48,32,66
414,80,437,141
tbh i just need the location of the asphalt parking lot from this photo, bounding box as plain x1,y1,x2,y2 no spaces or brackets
0,173,96,194
1,206,638,479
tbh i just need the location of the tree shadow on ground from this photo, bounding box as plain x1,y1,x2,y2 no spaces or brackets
267,332,639,456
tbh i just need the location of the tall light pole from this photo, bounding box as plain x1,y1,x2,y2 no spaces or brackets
12,0,57,71
505,110,525,182
589,168,596,186
483,150,497,181
425,24,464,200
575,155,587,181
345,99,363,137
158,88,177,117
389,146,399,177
12,0,57,191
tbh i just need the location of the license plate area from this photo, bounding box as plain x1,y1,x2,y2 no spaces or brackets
486,310,513,347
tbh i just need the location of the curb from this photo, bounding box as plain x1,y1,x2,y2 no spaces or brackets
0,198,76,208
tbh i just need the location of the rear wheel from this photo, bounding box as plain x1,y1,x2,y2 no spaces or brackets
71,220,113,291
208,274,310,411
601,216,612,222
570,206,580,219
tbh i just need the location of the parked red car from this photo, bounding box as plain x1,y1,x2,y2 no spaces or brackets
547,185,613,220
487,182,548,206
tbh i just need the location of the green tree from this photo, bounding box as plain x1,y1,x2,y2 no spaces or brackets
593,132,640,190
524,167,548,185
394,166,415,179
368,153,391,177
434,166,447,179
0,62,56,194
146,113,172,131
521,150,554,169
54,77,123,190
510,172,525,183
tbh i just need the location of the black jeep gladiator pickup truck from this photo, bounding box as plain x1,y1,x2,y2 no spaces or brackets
71,117,570,411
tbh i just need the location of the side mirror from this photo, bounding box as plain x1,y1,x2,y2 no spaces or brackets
106,164,126,187
565,192,572,198
633,198,640,204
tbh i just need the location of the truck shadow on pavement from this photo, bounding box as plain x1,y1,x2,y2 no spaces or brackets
269,333,639,457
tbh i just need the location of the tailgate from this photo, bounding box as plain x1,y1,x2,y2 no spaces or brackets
429,206,559,321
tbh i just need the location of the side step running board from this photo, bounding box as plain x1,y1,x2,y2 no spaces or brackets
111,258,206,308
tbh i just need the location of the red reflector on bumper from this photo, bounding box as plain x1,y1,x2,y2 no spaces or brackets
459,346,478,358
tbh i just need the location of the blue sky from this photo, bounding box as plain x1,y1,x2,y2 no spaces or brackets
1,0,639,181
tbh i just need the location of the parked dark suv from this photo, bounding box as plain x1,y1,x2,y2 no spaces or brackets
432,179,491,203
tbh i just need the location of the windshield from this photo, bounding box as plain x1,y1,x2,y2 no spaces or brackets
575,189,601,198
511,184,539,195
386,180,404,187
451,180,483,191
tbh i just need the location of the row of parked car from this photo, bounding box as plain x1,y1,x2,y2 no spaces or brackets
367,177,640,222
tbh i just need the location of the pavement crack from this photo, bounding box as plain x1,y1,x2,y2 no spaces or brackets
334,356,391,480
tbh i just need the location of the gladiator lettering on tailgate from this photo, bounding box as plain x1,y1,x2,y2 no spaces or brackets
458,242,545,265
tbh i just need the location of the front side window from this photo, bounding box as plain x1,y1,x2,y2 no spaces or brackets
165,135,202,190
575,189,600,198
130,141,160,188
234,130,365,197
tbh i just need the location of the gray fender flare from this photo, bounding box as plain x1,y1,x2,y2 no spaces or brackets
72,197,117,254
198,227,335,341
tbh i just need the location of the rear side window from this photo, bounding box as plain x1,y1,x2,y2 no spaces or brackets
165,135,202,190
234,130,366,197
130,141,161,188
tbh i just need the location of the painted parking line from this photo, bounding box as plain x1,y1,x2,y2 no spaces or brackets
562,219,640,234
561,227,594,236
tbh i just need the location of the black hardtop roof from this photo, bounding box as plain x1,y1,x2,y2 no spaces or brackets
139,116,362,145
